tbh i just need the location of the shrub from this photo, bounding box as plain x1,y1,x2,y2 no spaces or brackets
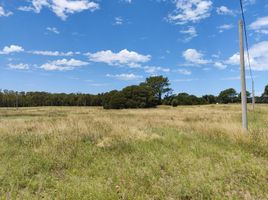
171,99,178,107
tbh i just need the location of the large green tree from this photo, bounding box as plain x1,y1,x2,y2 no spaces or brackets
143,76,171,104
218,88,237,104
262,85,268,97
202,95,217,104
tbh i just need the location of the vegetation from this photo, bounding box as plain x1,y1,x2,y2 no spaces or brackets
0,105,267,199
166,93,207,107
0,90,104,107
218,88,238,104
0,78,267,109
142,76,171,104
102,85,158,109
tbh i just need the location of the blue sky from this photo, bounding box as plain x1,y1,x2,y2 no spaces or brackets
0,0,268,96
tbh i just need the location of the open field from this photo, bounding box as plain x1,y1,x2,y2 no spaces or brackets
0,105,268,199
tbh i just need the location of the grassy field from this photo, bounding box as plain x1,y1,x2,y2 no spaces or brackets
0,105,267,199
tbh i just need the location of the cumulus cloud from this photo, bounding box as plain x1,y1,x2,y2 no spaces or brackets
226,41,268,71
168,0,213,24
143,66,170,74
114,17,124,25
216,6,234,16
30,50,76,56
217,24,233,33
214,62,227,70
106,73,142,81
18,0,99,20
46,27,60,34
182,49,210,65
249,16,268,35
0,6,13,17
40,58,89,71
226,53,240,65
8,63,29,70
174,69,192,75
0,45,24,54
221,76,255,81
88,49,151,68
180,26,198,42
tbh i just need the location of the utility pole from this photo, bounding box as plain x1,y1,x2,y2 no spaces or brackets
16,92,18,110
239,20,248,131
252,80,255,110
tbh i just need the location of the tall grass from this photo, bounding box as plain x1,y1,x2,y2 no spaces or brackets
0,105,267,199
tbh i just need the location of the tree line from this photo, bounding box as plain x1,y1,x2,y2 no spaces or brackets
0,76,267,109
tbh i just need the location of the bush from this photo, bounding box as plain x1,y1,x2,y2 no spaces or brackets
107,92,127,109
103,85,157,109
171,99,178,107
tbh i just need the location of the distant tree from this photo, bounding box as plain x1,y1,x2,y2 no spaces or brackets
262,85,268,97
238,91,251,101
258,85,268,103
122,85,157,108
173,93,205,105
171,99,178,107
218,88,237,104
163,94,176,105
102,85,157,109
0,80,267,108
143,76,171,104
202,95,217,104
109,92,127,109
103,90,119,109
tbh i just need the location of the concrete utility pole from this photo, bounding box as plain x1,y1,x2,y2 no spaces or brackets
252,80,255,110
239,20,248,131
16,92,18,110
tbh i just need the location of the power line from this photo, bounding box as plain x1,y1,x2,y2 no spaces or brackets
239,0,255,110
239,0,253,79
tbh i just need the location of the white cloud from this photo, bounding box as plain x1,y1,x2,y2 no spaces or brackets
88,49,151,68
143,66,170,74
8,63,29,70
226,53,240,65
216,6,234,16
226,41,268,71
168,0,213,24
46,27,60,34
245,0,256,6
217,24,233,33
182,49,210,65
114,17,124,25
175,69,192,75
40,58,89,71
221,76,254,81
214,62,227,70
180,26,198,42
18,0,99,20
106,73,142,81
18,0,49,12
0,6,13,17
0,45,24,54
30,50,75,56
249,16,268,35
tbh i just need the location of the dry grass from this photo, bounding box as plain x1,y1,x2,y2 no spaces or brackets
0,105,267,199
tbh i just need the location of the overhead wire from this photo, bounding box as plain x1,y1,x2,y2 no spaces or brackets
239,0,255,108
